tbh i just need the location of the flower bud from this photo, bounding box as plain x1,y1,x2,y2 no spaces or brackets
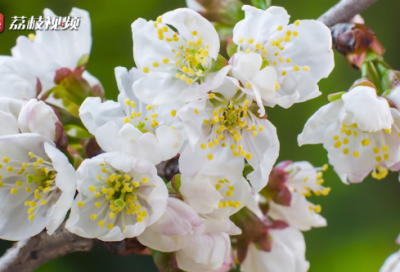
331,23,384,69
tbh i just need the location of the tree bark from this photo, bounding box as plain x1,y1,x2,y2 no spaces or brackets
0,224,93,272
318,0,379,27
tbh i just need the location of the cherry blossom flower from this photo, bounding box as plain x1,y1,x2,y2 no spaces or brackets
0,134,75,240
0,8,101,101
131,8,229,105
178,77,279,192
241,227,310,272
299,85,400,183
229,5,334,111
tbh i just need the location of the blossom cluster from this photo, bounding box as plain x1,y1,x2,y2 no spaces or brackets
0,3,342,272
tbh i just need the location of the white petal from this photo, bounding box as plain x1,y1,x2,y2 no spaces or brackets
341,86,393,132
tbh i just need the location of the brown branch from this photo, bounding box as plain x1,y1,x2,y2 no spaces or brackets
0,224,94,272
318,0,379,27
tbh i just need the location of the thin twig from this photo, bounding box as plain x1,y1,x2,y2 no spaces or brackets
318,0,379,27
0,224,94,272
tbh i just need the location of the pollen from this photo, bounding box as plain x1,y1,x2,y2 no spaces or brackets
375,156,382,162
286,58,291,63
382,145,388,152
343,148,349,155
170,109,177,117
3,157,9,163
303,66,310,71
361,139,370,146
384,154,389,160
7,166,13,172
95,202,101,208
343,138,349,144
373,147,379,154
109,212,115,219
248,37,254,44
293,65,300,71
282,71,287,76
156,17,162,24
11,188,17,194
238,37,244,44
89,185,96,192
294,20,300,26
226,191,233,197
91,214,97,221
334,141,342,148
29,214,35,221
152,61,159,67
207,153,214,161
162,58,170,64
78,201,85,207
277,25,283,31
245,82,252,89
353,151,360,158
142,67,149,73
98,220,105,227
275,81,280,90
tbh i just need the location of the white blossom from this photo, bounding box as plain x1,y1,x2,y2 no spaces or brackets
178,77,279,192
381,249,400,272
131,8,229,105
66,151,168,241
241,227,310,272
0,8,100,101
0,134,76,240
299,86,400,183
0,98,61,142
229,5,334,112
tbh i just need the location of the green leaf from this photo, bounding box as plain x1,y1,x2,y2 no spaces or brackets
77,54,90,67
209,54,229,74
251,0,268,10
227,36,238,58
327,92,345,102
64,124,92,139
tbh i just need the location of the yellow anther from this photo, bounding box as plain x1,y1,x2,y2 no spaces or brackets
226,191,233,197
343,148,349,155
91,214,97,221
278,57,283,62
314,204,321,213
41,200,48,205
353,151,360,158
37,158,44,164
343,138,349,144
229,186,235,191
162,26,168,32
78,201,85,207
293,30,298,36
259,125,264,132
248,37,254,44
384,128,391,134
282,71,287,76
382,145,388,152
375,156,382,162
373,147,379,154
216,184,221,190
207,153,214,160
156,17,162,23
238,37,244,44
133,181,140,188
384,154,389,160
277,25,283,31
192,31,198,36
146,105,152,111
334,141,342,148
286,58,291,63
208,142,214,149
95,202,101,208
143,67,149,73
29,214,35,221
10,188,18,194
15,181,23,186
152,61,159,67
275,81,280,90
170,109,177,117
98,220,105,227
89,185,96,192
209,93,216,99
246,153,252,160
303,66,310,71
142,177,148,183
186,78,193,84
109,212,115,219
96,174,102,180
29,152,35,158
255,44,262,50
361,139,370,146
293,65,300,71
194,109,199,114
333,135,339,140
3,157,9,163
294,20,300,26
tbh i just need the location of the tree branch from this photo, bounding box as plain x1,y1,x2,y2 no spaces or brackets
0,224,94,272
318,0,379,27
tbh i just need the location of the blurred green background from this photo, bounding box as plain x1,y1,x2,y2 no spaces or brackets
1,0,400,271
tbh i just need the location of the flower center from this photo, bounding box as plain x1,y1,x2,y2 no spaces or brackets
79,163,151,229
215,178,241,209
197,95,265,161
0,153,58,222
122,98,160,132
142,17,211,85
